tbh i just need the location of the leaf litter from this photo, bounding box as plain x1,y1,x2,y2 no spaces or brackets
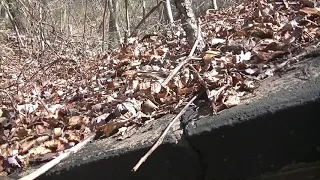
0,0,320,176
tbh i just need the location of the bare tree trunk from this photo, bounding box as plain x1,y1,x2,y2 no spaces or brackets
124,0,129,44
67,0,71,40
174,0,205,51
0,3,6,18
142,0,145,17
108,0,120,49
39,0,46,52
165,0,173,24
60,1,67,34
101,0,108,51
212,0,218,10
82,0,88,53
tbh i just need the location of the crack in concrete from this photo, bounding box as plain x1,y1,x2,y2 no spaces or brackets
180,119,207,180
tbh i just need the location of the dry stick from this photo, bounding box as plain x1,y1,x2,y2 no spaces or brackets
160,22,201,88
132,94,198,172
19,133,96,180
132,22,202,172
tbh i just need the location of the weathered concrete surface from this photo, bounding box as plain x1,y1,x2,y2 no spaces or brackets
10,55,320,180
11,114,202,180
184,56,320,179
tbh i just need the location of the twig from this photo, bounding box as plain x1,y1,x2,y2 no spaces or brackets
129,0,164,37
37,96,51,114
132,94,199,172
161,22,202,88
19,133,96,180
0,89,26,117
187,64,211,100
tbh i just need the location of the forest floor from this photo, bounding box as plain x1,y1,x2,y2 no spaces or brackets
0,0,319,178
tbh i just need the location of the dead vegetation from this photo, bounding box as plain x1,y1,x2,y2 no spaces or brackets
0,0,320,178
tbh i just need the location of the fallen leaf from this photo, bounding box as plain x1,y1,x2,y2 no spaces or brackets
68,116,83,127
142,99,158,114
53,128,62,137
299,7,320,15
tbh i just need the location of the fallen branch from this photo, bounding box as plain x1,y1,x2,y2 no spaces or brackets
132,21,204,172
161,20,201,88
19,133,96,180
132,94,199,172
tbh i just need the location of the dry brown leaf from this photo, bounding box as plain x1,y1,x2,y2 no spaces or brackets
16,128,28,138
299,7,320,15
142,99,158,114
103,121,127,137
202,50,221,61
36,136,49,144
68,116,83,127
36,125,46,135
44,139,59,150
20,140,36,154
28,146,51,156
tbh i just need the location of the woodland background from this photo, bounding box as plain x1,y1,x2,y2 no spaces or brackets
0,0,241,52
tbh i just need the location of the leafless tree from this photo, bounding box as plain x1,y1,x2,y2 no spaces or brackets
82,0,88,53
212,0,218,9
124,0,129,44
101,0,108,51
174,0,205,51
108,0,120,49
165,0,173,24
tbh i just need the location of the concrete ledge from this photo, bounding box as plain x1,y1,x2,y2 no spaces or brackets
11,56,320,180
12,114,202,180
185,56,320,179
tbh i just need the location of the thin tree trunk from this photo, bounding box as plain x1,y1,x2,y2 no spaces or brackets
101,0,108,51
108,0,120,49
174,0,205,51
142,0,145,17
156,0,164,30
67,0,71,40
212,0,218,10
82,0,88,53
39,1,45,52
124,0,129,44
165,0,173,24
